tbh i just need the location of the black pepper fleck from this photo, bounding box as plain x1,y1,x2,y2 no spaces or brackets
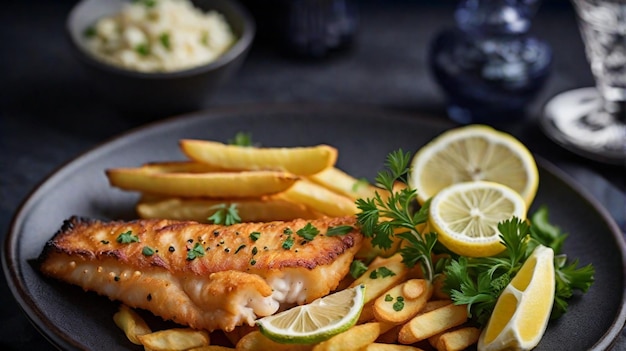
114,276,120,282
224,248,231,253
147,293,152,301
213,230,220,237
187,239,193,243
169,246,175,252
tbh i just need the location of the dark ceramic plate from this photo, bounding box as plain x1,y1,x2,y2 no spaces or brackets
3,105,626,350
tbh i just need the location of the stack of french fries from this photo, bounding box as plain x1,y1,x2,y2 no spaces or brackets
107,140,383,222
106,139,480,351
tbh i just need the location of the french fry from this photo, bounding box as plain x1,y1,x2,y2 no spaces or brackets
137,328,210,351
428,326,481,351
431,274,450,300
133,161,224,173
307,167,387,200
350,254,409,304
355,233,403,262
278,179,358,217
362,343,425,351
397,304,468,344
373,279,433,324
376,324,403,344
235,331,312,351
106,168,298,198
312,322,380,351
136,196,323,222
113,304,152,345
357,302,376,324
180,140,337,176
422,299,453,313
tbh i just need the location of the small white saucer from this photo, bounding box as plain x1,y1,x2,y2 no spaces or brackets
541,87,626,165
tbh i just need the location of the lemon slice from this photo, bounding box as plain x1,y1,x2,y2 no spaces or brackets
410,125,539,206
478,245,555,351
256,284,365,344
428,181,527,257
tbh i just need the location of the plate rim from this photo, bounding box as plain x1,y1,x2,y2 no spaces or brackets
3,103,626,350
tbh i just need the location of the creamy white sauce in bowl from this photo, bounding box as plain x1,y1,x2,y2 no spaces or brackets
81,0,236,73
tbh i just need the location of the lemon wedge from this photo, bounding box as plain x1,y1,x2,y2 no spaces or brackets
428,181,527,257
409,125,539,206
256,285,365,344
478,245,555,351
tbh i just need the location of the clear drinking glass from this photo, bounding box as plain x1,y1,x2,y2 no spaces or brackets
542,0,626,165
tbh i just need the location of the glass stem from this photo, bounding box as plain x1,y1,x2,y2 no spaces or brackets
602,99,626,124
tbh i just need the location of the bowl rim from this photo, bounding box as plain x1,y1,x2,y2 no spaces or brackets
65,0,256,80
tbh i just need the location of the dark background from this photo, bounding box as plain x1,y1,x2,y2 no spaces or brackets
1,0,625,350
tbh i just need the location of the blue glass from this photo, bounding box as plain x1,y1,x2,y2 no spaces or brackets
429,0,552,124
278,0,358,58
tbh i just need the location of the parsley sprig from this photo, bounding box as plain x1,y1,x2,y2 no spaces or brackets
208,203,241,226
356,150,437,281
444,207,595,326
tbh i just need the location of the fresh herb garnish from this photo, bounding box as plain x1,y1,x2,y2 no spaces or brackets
283,228,293,235
135,43,150,56
208,203,241,225
385,294,393,302
159,32,170,50
84,26,96,38
187,243,205,261
116,230,139,244
350,260,368,279
142,246,155,256
282,235,295,250
352,178,370,192
297,223,320,241
250,231,261,241
393,296,405,311
444,210,595,326
326,225,353,236
356,149,437,281
228,132,253,147
369,266,396,279
529,206,595,319
134,0,157,7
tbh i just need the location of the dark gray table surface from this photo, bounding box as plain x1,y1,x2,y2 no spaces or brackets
1,0,625,350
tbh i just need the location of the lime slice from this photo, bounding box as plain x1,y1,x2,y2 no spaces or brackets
256,284,365,344
410,124,539,206
478,245,555,351
428,181,527,257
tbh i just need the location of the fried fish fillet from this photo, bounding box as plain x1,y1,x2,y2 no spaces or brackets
39,216,363,332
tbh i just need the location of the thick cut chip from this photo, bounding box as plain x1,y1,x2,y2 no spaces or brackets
136,196,322,222
307,167,386,200
278,180,359,217
136,328,210,351
106,168,298,198
180,140,337,176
